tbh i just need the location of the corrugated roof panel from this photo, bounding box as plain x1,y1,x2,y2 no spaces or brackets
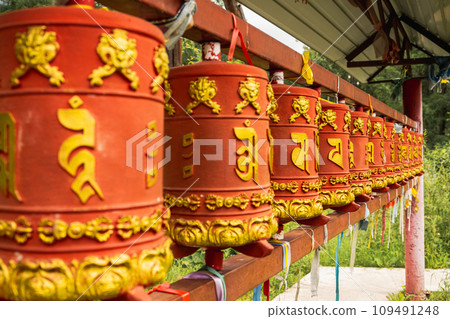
239,0,448,82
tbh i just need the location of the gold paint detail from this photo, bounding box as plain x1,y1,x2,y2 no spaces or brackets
58,96,103,204
267,129,274,175
168,214,277,248
381,140,385,164
273,197,323,220
383,125,388,139
234,126,258,182
235,77,261,114
89,29,139,90
151,45,169,94
320,189,355,207
301,179,322,193
266,84,280,122
352,117,365,135
186,77,220,114
205,194,249,211
146,121,158,188
371,177,388,190
291,132,310,174
329,175,349,185
349,141,355,169
351,182,372,196
318,109,338,130
372,122,382,137
271,181,299,194
327,138,344,169
367,119,371,135
314,130,320,172
314,100,322,125
390,143,395,163
0,240,173,300
10,26,64,88
251,189,274,208
0,216,32,244
182,132,194,179
0,113,22,202
366,142,375,165
289,96,310,123
343,111,351,132
164,194,200,211
164,81,175,116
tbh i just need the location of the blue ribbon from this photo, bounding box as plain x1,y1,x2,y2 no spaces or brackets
335,232,344,301
252,284,262,301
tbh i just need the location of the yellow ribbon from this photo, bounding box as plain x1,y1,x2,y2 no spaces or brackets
301,51,314,85
368,94,374,116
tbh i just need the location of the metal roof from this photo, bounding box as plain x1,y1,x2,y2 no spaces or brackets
238,0,450,82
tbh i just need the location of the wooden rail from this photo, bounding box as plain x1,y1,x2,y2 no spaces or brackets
149,179,417,301
98,0,417,129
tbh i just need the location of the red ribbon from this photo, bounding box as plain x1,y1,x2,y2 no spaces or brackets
228,14,254,65
263,279,270,301
147,282,190,301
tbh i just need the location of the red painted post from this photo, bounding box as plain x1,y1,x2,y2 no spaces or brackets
402,78,425,300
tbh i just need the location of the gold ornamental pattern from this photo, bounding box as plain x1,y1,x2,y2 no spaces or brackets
343,111,351,132
266,84,280,123
272,197,323,220
168,214,278,248
301,179,322,193
186,77,221,114
235,77,261,114
0,239,173,300
351,117,365,135
320,189,355,207
150,45,169,94
0,216,32,244
289,96,311,123
271,181,299,193
318,109,338,130
88,29,139,90
10,26,65,87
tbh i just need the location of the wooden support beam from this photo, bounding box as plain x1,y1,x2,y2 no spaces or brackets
366,66,387,82
149,180,417,301
399,14,450,54
97,0,417,129
348,57,433,68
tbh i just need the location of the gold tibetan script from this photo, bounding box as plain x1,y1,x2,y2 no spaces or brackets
291,132,309,174
58,96,103,204
146,121,157,188
234,126,258,182
366,142,375,165
327,138,343,169
0,113,22,201
349,141,355,169
182,132,194,179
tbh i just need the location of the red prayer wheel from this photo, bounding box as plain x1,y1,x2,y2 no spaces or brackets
417,133,424,176
164,43,277,267
393,130,405,184
318,100,358,212
0,7,173,300
402,127,413,180
384,121,399,188
349,110,372,202
269,84,323,223
368,116,388,192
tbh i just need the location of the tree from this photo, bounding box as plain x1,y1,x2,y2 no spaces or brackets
0,0,52,13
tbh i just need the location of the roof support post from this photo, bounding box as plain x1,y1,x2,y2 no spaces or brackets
402,78,425,300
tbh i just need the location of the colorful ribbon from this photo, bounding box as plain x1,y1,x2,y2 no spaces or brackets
270,239,292,290
301,51,314,85
184,265,226,301
335,232,344,301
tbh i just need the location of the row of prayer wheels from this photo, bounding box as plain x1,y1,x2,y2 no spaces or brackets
0,5,423,300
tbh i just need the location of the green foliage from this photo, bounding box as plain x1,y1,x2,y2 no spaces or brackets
423,141,450,268
0,0,52,12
